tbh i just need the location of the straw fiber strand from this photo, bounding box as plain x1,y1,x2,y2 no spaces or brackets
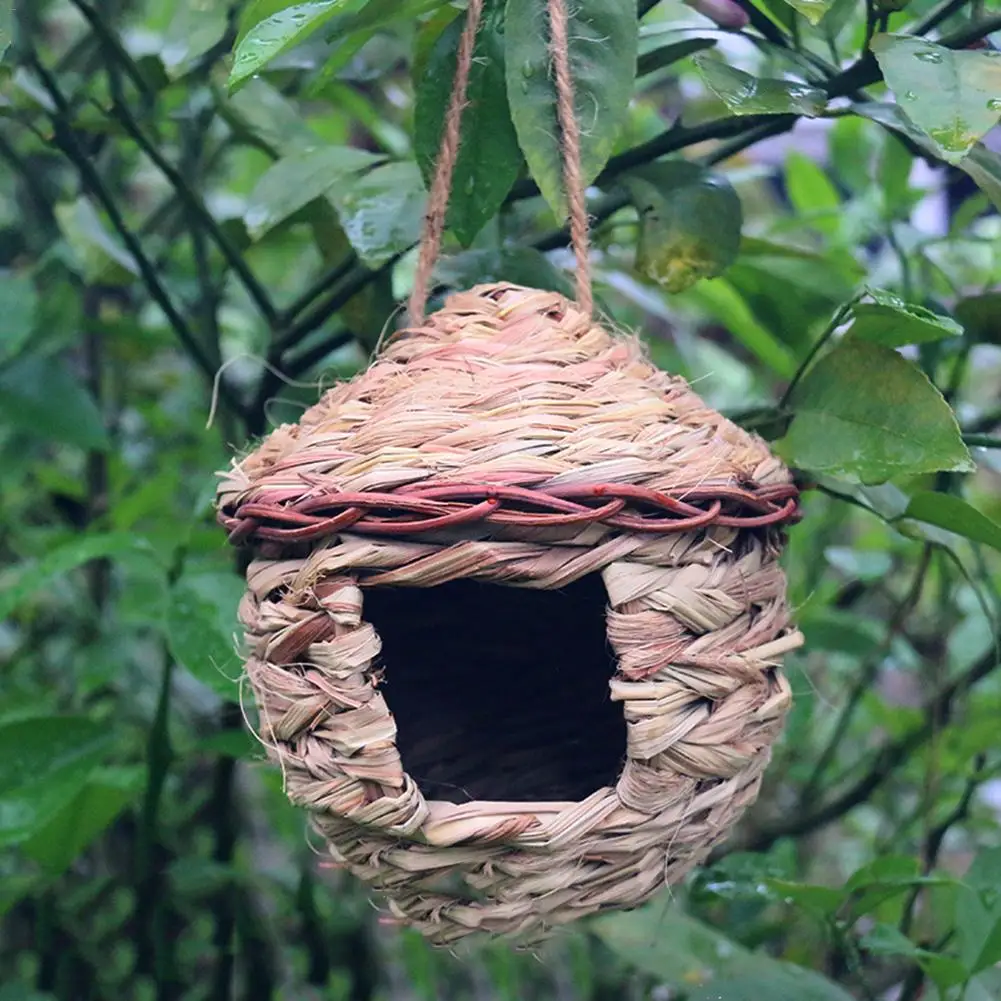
218,283,801,943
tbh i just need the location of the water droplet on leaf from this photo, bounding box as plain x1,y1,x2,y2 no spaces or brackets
914,49,942,63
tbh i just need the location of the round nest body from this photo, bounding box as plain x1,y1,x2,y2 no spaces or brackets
216,282,802,944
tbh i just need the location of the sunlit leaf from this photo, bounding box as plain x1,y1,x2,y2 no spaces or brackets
329,161,426,267
244,145,383,239
776,340,974,482
415,5,522,245
0,354,109,452
846,288,963,347
871,35,1001,165
626,161,742,293
0,717,116,847
505,0,637,219
902,492,1001,553
695,53,826,116
229,1,353,93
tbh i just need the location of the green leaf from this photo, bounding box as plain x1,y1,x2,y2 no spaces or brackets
167,572,247,701
0,2,13,63
0,271,38,362
784,151,841,238
229,1,352,93
435,247,573,298
959,143,1001,212
846,288,963,348
854,103,1001,213
0,717,116,847
0,354,109,451
800,609,883,655
160,0,230,78
505,0,637,219
330,161,426,267
688,971,852,1001
870,35,1001,165
678,278,798,377
638,34,716,77
22,766,144,874
415,6,522,246
54,198,138,283
695,53,826,116
775,340,974,483
244,145,383,239
0,532,152,623
777,0,834,24
626,161,742,293
955,292,1001,345
593,900,853,1000
957,849,1001,975
902,493,1001,554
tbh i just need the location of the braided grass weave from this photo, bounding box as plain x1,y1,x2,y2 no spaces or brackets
217,282,802,944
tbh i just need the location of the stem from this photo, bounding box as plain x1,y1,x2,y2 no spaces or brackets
731,0,792,48
964,433,1001,449
135,647,176,978
779,298,859,408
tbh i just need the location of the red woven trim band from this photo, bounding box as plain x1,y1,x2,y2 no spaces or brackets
219,481,800,546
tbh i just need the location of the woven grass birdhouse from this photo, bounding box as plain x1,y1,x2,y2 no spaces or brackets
215,0,802,945
216,281,802,943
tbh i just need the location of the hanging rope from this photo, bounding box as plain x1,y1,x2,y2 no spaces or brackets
408,0,594,324
408,0,486,326
546,0,593,317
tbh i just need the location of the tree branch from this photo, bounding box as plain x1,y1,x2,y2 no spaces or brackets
733,641,999,855
25,56,249,423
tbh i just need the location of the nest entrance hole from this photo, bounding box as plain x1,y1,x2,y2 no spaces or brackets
363,574,626,804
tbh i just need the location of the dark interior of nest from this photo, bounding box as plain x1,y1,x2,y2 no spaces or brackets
363,574,627,804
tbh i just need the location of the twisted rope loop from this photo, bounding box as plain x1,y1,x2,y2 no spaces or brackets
408,0,593,324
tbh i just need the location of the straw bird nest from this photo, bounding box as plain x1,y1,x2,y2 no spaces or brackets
216,282,802,944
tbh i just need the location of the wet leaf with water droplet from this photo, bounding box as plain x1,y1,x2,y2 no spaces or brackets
329,161,426,267
845,288,963,348
228,1,352,93
871,34,1001,164
694,53,826,117
626,160,742,294
505,0,637,220
415,5,522,246
775,340,974,483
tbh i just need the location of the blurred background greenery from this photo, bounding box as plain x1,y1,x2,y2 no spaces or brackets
2,1,1001,999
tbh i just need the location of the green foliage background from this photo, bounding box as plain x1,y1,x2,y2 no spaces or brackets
1,0,1001,999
